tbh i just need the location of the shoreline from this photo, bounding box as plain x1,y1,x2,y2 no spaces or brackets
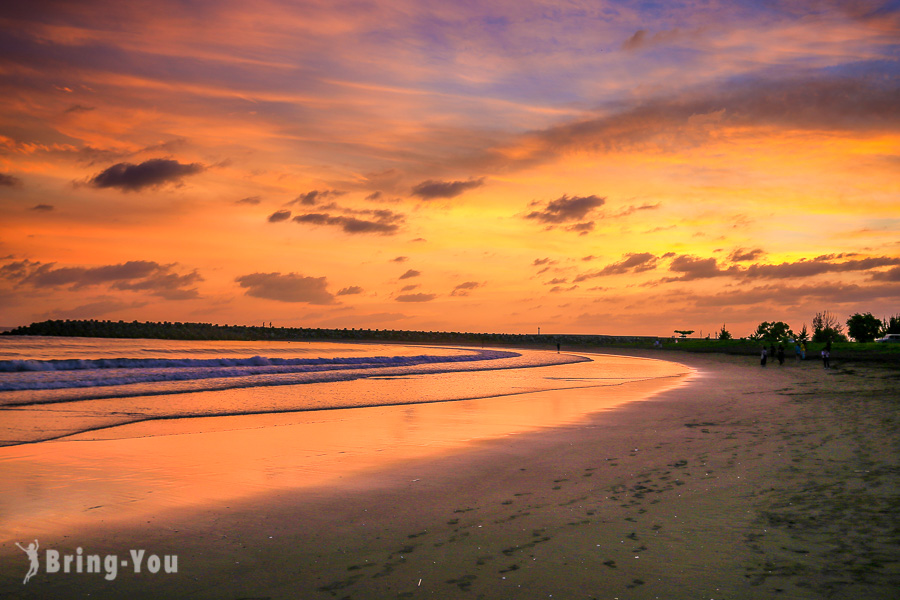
1,349,897,598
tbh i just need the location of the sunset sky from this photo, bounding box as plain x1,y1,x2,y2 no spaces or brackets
1,0,898,337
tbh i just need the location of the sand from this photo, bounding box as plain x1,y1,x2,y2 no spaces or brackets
1,349,897,599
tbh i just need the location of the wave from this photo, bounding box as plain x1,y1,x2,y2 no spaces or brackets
0,349,520,392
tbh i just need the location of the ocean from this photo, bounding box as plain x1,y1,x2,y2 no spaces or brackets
0,336,690,540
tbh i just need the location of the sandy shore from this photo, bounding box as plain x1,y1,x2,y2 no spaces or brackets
1,350,897,599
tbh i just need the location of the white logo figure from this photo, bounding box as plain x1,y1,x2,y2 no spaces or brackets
15,539,39,584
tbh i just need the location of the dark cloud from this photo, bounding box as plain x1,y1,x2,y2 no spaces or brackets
391,256,408,263
4,259,202,299
567,222,594,235
622,28,686,51
614,203,660,217
395,293,437,302
411,178,485,200
366,191,383,201
693,281,900,308
235,272,334,304
399,269,421,280
741,256,900,279
502,73,900,168
400,284,419,292
236,196,262,205
290,190,344,206
292,208,405,235
729,248,765,262
525,195,605,224
532,258,557,266
64,104,95,114
870,266,900,282
665,255,726,281
89,158,205,191
336,285,364,295
30,204,54,211
268,209,292,222
0,173,23,187
451,281,480,296
574,252,659,282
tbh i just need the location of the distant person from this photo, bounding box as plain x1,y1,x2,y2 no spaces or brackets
801,342,806,360
777,345,785,366
556,342,560,353
794,342,801,362
822,348,830,369
760,347,767,367
16,539,39,584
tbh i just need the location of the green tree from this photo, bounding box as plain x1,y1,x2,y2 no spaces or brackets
883,314,900,335
751,321,794,342
717,324,732,340
812,310,847,343
795,323,810,343
846,313,882,343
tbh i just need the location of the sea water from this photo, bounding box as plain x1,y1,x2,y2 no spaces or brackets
0,336,690,540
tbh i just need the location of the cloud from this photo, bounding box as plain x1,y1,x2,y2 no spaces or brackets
235,272,335,304
0,173,23,187
729,248,765,262
268,209,292,222
400,284,419,292
4,259,202,299
411,178,485,200
693,282,900,308
665,255,726,281
30,204,54,211
292,208,405,235
336,285,364,295
64,104,95,114
88,158,205,191
574,252,659,282
236,196,262,205
532,258,557,266
290,190,343,206
391,256,408,262
871,266,900,282
399,269,421,279
741,256,900,279
395,293,437,302
451,281,480,296
525,195,606,224
48,298,148,320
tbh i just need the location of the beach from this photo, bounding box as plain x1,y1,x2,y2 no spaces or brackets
1,348,897,599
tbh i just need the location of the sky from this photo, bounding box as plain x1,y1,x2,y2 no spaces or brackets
1,0,898,337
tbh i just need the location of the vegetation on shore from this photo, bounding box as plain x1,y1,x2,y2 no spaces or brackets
3,318,898,362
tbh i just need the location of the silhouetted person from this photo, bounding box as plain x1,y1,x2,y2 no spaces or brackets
760,347,767,367
777,345,785,366
556,342,560,353
822,349,830,369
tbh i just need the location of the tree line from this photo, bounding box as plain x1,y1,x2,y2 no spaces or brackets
739,311,900,344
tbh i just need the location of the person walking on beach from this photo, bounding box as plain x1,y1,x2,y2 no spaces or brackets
16,539,39,584
794,342,802,363
556,342,560,353
801,342,806,360
760,347,767,367
822,348,830,369
777,344,785,366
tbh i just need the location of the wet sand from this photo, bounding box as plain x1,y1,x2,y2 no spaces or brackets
1,350,898,599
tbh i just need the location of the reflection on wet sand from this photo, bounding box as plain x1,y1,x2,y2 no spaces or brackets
0,354,690,542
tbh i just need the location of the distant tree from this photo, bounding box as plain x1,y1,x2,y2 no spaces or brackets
812,310,847,343
795,324,810,343
750,321,794,342
846,313,882,343
674,329,695,338
883,314,900,335
716,324,732,340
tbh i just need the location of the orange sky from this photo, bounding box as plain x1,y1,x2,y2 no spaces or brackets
1,0,898,336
